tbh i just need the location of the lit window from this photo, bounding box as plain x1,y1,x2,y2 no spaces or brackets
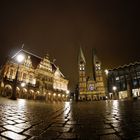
32,79,36,85
96,64,101,70
116,77,119,81
23,73,26,80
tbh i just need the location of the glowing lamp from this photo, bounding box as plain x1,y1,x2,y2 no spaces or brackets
112,86,117,91
21,82,26,87
16,54,25,63
105,69,109,75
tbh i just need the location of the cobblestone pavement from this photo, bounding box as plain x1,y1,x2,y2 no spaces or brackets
1,97,140,140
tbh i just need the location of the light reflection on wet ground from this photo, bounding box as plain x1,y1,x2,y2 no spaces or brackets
69,100,140,139
1,98,140,139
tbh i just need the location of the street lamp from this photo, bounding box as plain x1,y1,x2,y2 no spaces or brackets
112,86,117,100
10,54,25,100
112,86,117,91
105,69,109,75
105,69,109,99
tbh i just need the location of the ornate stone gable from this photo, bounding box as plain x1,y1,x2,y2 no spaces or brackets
38,54,52,72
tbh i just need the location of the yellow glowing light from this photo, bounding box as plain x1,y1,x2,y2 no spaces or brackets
66,90,70,94
36,91,40,94
23,88,27,92
30,90,34,93
16,87,20,91
21,82,26,87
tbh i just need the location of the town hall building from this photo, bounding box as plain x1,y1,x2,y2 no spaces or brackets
0,47,69,101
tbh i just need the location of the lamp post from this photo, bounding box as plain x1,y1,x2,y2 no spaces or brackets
112,86,117,100
10,54,25,100
105,69,109,99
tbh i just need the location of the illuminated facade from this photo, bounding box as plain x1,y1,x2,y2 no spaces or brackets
107,62,140,100
78,48,106,100
0,48,69,101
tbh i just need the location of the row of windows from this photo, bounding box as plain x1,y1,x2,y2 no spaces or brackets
39,76,53,82
79,78,86,82
115,75,140,81
108,79,140,92
79,73,86,77
9,69,34,81
96,77,103,81
79,67,85,71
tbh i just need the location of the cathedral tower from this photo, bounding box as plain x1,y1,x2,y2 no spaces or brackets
78,47,87,94
78,47,106,101
92,49,106,97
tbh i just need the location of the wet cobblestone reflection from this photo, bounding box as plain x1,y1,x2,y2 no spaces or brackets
1,97,140,139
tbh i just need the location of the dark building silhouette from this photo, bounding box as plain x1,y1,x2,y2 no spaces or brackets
107,62,140,99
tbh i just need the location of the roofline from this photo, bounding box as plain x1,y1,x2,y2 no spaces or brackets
22,49,43,59
11,49,43,60
11,49,22,59
108,61,140,71
51,62,65,78
11,48,66,78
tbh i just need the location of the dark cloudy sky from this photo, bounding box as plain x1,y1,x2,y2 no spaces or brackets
0,0,139,90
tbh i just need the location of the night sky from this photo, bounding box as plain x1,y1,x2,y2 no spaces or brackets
0,1,139,90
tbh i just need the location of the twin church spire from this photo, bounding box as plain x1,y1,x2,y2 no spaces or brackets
78,47,86,64
78,47,105,101
78,47,100,81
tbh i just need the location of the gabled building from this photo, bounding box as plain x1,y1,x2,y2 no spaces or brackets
0,48,69,101
78,48,106,100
